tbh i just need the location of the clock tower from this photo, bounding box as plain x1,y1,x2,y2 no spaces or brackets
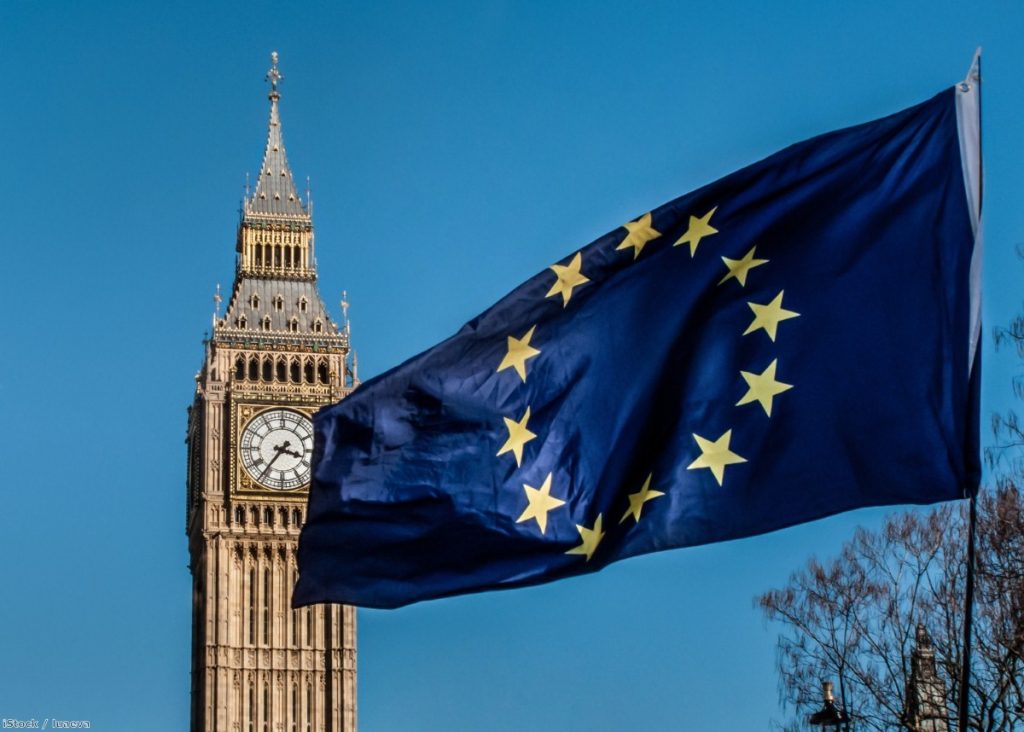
186,54,357,732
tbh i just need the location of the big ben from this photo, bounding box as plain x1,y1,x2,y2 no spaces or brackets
185,54,357,732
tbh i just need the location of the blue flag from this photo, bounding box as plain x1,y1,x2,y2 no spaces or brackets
295,82,982,609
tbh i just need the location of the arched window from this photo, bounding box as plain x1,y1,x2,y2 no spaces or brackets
290,360,301,384
312,319,322,333
284,246,292,269
264,507,274,526
235,506,245,525
264,243,271,265
248,685,255,732
280,507,289,527
276,358,287,382
263,568,271,645
248,357,259,381
317,360,328,384
289,318,299,333
235,356,246,380
291,684,298,732
303,360,314,384
261,316,271,332
248,568,256,645
263,683,271,732
293,508,301,526
237,316,247,329
255,245,262,267
291,609,298,646
298,297,308,313
274,295,284,311
262,357,273,381
250,294,261,309
274,245,282,268
306,607,313,647
306,684,313,732
251,506,260,525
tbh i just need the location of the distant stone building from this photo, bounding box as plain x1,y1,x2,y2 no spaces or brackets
185,54,357,732
905,624,949,732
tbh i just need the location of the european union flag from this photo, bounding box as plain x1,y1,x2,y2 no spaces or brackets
295,80,981,609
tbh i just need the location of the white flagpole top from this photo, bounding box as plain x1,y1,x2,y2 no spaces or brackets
961,47,981,91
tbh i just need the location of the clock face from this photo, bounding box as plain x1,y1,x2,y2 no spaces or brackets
240,408,314,491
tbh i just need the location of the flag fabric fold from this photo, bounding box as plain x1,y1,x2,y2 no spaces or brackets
295,83,981,609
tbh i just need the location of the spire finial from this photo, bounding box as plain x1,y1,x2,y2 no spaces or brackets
266,51,283,96
212,283,223,326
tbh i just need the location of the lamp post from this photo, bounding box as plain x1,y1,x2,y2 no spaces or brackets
809,681,850,731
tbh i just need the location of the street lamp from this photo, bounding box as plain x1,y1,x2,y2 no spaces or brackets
809,681,850,731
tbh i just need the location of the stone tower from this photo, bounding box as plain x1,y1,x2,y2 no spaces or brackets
185,53,357,732
905,624,949,732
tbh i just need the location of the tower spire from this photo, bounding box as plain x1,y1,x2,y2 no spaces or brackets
245,51,307,219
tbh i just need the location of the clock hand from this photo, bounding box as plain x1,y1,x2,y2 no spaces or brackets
258,445,288,479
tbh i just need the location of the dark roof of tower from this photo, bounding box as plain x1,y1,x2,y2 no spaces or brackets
244,56,308,221
222,277,341,335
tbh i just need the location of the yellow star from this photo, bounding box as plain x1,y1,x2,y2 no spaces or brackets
517,473,566,534
736,359,793,417
674,207,718,256
619,473,664,524
546,252,590,307
497,325,541,382
718,246,768,287
687,429,747,487
566,514,605,561
743,291,800,342
616,212,661,259
497,407,537,467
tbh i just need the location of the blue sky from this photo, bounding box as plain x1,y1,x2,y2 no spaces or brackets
2,1,1022,729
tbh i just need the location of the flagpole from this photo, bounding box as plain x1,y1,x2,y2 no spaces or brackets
956,47,982,732
957,492,977,731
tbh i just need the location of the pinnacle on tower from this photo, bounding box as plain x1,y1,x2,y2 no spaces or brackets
245,51,308,220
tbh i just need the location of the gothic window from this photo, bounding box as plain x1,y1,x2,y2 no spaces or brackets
262,357,273,381
306,684,313,732
274,295,284,311
248,357,259,381
291,609,298,645
248,685,255,732
250,294,261,309
264,243,271,265
306,607,313,646
312,319,323,333
251,506,260,525
303,359,314,384
248,568,256,645
264,506,274,526
263,683,270,732
276,358,287,382
291,684,298,732
274,245,282,268
235,506,245,525
293,508,301,526
255,245,262,267
285,246,292,268
235,356,246,380
280,507,289,526
237,316,248,329
317,360,328,384
289,318,299,333
290,359,301,384
262,568,270,645
298,297,308,313
261,316,271,332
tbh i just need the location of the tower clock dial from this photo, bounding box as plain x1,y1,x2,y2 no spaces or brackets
240,408,314,490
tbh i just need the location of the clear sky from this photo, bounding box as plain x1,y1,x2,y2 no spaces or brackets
2,1,1022,729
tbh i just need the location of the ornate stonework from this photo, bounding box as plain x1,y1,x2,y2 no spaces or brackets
186,53,357,732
